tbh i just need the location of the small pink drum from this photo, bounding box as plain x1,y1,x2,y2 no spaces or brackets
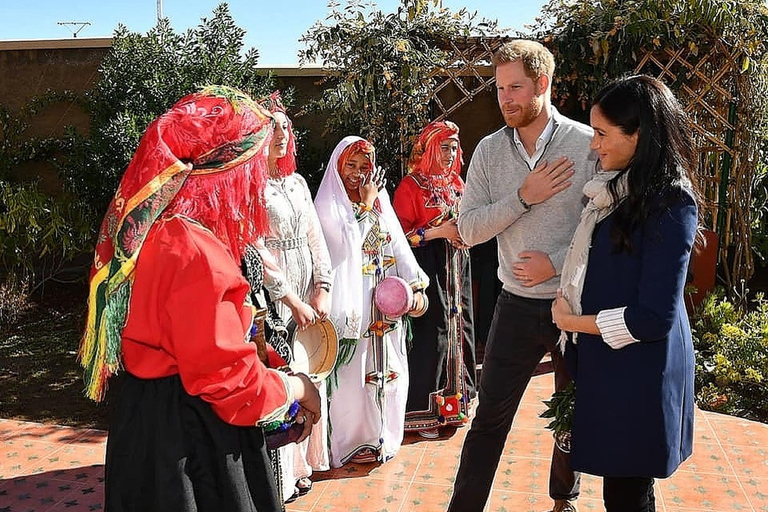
375,276,413,318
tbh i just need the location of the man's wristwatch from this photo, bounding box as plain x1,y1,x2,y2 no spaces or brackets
517,188,532,211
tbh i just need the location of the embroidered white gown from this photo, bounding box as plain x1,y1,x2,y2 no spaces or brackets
314,136,428,468
262,172,333,492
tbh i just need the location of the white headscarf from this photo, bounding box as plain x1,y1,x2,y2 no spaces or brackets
315,136,416,340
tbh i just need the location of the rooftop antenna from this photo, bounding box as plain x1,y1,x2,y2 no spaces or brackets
57,21,91,38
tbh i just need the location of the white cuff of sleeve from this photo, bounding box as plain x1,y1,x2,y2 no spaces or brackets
255,370,295,427
596,307,639,350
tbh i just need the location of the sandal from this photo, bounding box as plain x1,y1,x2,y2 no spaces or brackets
296,477,313,496
350,447,378,464
284,487,300,503
417,428,440,439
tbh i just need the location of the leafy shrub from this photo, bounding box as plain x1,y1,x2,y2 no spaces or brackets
300,0,501,177
692,288,768,422
0,180,94,314
0,275,32,327
58,3,277,214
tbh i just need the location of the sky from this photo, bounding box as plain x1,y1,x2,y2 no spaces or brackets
0,1,547,66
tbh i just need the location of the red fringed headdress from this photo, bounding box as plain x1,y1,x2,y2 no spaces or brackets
80,85,274,401
338,139,375,173
408,120,464,191
267,91,297,177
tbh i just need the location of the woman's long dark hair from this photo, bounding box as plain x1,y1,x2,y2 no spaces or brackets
593,75,699,253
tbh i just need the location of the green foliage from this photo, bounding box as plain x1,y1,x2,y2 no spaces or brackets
532,0,768,113
750,143,768,266
58,3,276,213
0,180,94,307
299,0,500,177
0,91,87,182
540,380,576,434
692,288,768,422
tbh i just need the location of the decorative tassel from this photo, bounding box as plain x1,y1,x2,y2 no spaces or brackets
329,337,358,391
81,278,130,401
403,315,414,351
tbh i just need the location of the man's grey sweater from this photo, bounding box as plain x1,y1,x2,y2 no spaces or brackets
458,109,597,300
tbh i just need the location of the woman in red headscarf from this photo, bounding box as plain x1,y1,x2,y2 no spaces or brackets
80,86,321,512
392,120,476,439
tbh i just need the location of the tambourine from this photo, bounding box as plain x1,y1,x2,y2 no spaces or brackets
286,318,339,382
374,276,413,318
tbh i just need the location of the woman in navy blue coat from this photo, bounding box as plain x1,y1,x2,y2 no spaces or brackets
552,75,698,512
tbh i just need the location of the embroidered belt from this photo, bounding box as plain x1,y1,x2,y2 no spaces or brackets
264,235,308,250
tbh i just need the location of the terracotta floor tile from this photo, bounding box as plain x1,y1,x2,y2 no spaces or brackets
574,473,604,502
8,423,92,445
493,456,549,495
708,412,768,447
18,444,105,478
365,445,424,483
723,444,768,479
284,476,335,512
486,489,604,512
503,427,555,460
44,483,104,512
739,475,768,512
657,471,752,510
486,489,550,512
0,472,87,512
677,442,734,475
0,439,63,479
0,419,35,441
399,482,454,511
46,464,105,487
307,477,407,511
414,448,461,486
4,372,768,511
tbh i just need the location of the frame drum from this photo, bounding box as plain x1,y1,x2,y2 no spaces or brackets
286,318,339,382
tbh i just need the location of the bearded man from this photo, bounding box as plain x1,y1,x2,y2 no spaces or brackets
448,40,597,512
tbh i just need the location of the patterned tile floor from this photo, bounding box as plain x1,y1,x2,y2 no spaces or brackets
1,372,767,512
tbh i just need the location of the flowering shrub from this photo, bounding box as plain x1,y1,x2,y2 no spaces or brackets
692,288,768,423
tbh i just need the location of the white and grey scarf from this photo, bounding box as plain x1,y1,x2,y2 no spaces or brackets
557,171,626,353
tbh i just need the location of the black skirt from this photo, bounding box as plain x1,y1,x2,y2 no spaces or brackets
105,373,281,512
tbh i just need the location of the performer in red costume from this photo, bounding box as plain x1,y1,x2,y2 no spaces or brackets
392,120,476,439
79,85,320,512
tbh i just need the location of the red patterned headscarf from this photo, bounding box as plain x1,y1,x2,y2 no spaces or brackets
80,85,273,401
408,120,464,192
338,139,375,175
267,91,297,177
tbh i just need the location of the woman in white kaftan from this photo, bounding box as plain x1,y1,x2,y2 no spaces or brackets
261,105,333,500
315,136,428,468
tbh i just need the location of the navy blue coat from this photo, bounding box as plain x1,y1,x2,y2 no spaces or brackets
566,189,697,478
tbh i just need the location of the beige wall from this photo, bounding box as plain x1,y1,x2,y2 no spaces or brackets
0,39,111,194
0,39,507,191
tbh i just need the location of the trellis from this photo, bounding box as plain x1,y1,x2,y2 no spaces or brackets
633,41,757,289
429,36,509,121
426,36,758,289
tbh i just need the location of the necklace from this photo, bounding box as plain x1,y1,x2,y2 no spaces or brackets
267,163,281,180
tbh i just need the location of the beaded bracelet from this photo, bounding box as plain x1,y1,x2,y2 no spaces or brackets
407,227,427,247
263,399,301,433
